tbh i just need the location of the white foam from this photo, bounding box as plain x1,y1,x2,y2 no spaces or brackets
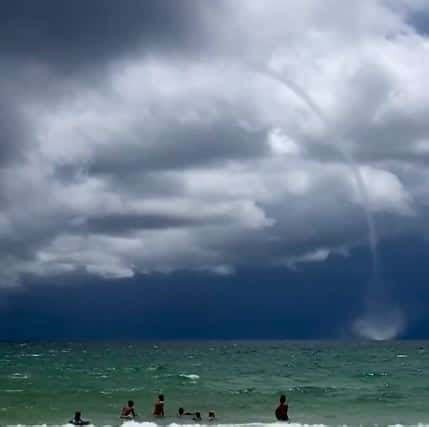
6,423,429,427
120,423,322,427
8,373,30,380
118,423,429,427
179,374,200,380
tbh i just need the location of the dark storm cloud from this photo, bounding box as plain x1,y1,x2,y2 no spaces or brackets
85,212,227,234
407,7,429,35
0,0,210,71
89,120,268,175
0,253,372,340
200,197,368,268
3,235,429,340
0,68,36,169
0,102,27,166
0,0,426,298
2,0,429,342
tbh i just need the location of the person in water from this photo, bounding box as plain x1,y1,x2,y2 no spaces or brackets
192,411,202,422
208,411,216,421
178,408,194,417
120,400,137,419
153,394,165,417
275,394,289,421
70,411,90,425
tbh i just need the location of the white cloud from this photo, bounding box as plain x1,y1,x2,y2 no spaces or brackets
268,129,302,156
285,248,332,270
359,166,414,215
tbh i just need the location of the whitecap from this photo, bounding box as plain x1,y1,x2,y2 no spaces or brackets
9,373,29,380
179,373,200,380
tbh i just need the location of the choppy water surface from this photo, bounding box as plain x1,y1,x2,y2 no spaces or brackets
0,341,428,427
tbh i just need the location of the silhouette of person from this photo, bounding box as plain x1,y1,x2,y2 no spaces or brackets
275,394,289,421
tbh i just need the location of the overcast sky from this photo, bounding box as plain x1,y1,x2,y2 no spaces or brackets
1,0,429,340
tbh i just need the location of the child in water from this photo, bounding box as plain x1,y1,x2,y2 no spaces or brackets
275,394,289,421
192,411,202,422
69,411,90,425
178,408,193,417
153,394,165,417
120,400,137,419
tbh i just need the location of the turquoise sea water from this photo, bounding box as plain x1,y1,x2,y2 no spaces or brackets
1,341,429,427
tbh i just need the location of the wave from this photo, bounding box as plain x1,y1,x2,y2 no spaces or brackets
8,373,30,380
121,423,429,427
147,365,166,372
178,374,200,380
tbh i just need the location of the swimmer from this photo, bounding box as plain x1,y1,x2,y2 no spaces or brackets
208,410,216,421
120,400,137,419
193,411,202,422
178,407,193,417
275,394,289,421
69,411,90,425
153,394,165,417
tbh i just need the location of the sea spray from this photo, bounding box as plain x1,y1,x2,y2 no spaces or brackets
352,305,406,341
352,277,406,340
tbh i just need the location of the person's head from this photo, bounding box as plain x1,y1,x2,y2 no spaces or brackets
280,394,286,404
74,412,81,420
178,408,184,416
128,400,134,408
195,412,201,419
208,411,215,418
158,394,164,402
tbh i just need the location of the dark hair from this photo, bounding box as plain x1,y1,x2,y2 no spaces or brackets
178,408,184,415
128,400,134,407
74,412,81,419
280,394,286,403
195,412,201,418
158,394,164,401
208,411,215,417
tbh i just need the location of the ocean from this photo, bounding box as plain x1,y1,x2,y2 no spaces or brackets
1,341,428,427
